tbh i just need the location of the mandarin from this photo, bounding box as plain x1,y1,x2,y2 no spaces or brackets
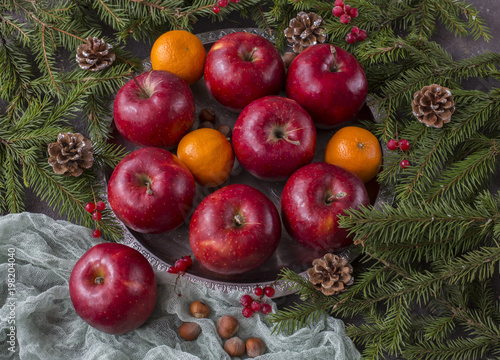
324,126,382,183
150,30,206,85
177,128,234,187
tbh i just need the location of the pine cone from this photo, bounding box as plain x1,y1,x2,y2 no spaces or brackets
48,133,93,177
306,253,353,296
284,12,327,54
412,84,455,128
76,37,116,71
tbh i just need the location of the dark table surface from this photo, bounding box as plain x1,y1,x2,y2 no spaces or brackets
17,0,500,357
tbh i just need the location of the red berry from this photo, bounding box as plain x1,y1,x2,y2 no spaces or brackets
351,26,360,34
230,0,240,2
92,229,101,238
167,266,179,274
387,139,399,150
217,0,228,7
250,301,262,312
92,211,102,221
240,294,253,307
254,287,263,296
357,29,367,41
264,286,275,298
175,258,189,272
242,307,254,318
334,0,344,6
340,14,351,24
344,5,351,14
399,139,410,151
182,255,193,267
401,159,410,169
349,7,358,18
96,201,106,211
332,6,344,17
85,202,96,213
212,5,220,13
346,32,357,44
261,303,272,315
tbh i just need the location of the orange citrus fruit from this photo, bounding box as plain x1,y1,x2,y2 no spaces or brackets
177,128,234,187
150,30,206,85
324,126,382,183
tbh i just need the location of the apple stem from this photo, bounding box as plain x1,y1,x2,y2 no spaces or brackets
130,71,150,99
94,276,104,285
234,214,245,227
329,45,338,72
282,134,300,146
245,47,259,61
326,191,347,204
145,181,153,195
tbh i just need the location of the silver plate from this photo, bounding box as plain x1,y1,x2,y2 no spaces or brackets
109,28,393,297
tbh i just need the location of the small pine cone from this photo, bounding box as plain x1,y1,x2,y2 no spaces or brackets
76,37,116,71
284,12,327,54
412,84,455,128
48,133,93,177
306,253,354,296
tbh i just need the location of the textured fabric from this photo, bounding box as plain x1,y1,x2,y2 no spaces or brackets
0,212,361,360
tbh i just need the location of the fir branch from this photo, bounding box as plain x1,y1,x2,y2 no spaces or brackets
425,140,500,203
340,194,498,249
405,336,496,360
435,247,500,285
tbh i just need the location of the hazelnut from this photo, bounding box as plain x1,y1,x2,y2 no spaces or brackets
216,315,239,339
224,336,245,357
217,124,231,138
199,108,216,123
189,300,210,318
283,52,297,69
246,337,266,357
198,120,214,129
179,322,201,341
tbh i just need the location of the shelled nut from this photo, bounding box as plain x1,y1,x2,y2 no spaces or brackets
199,108,216,123
179,322,201,341
216,315,239,339
246,337,266,357
224,336,245,357
189,300,210,318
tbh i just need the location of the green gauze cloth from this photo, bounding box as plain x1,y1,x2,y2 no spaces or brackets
0,212,361,360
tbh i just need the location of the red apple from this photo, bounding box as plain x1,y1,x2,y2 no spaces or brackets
232,96,316,181
204,32,285,111
107,147,196,234
285,44,368,129
69,243,157,335
113,70,195,149
189,184,281,275
281,162,369,251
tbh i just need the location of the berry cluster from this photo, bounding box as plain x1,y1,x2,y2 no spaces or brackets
85,200,106,238
387,138,411,169
213,0,240,14
239,286,275,318
167,255,193,274
346,26,367,44
332,0,358,24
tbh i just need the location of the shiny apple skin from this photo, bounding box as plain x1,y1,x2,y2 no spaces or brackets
232,96,316,181
69,243,157,335
108,147,196,234
189,184,281,275
113,70,195,149
204,32,286,111
281,162,369,251
285,44,368,129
